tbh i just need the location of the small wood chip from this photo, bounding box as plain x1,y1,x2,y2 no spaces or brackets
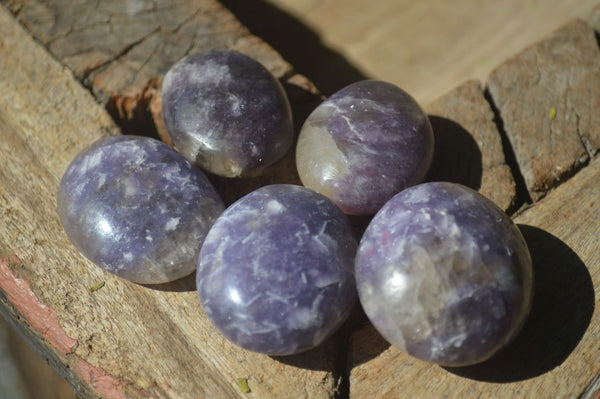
88,281,105,293
237,377,251,393
9,2,23,14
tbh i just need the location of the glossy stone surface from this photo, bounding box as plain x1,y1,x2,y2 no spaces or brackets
296,80,434,215
196,184,358,355
355,182,533,366
162,50,294,177
58,136,225,284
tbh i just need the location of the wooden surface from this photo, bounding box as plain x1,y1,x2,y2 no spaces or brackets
0,3,332,399
425,80,517,213
0,0,599,398
487,19,600,201
255,0,600,103
3,0,320,145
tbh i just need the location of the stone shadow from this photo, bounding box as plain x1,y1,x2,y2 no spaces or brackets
271,302,378,397
143,272,196,292
270,300,375,371
446,224,595,382
426,115,483,190
269,339,339,372
220,0,369,95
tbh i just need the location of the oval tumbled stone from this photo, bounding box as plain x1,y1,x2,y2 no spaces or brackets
162,50,294,178
57,135,225,284
196,184,358,355
296,80,434,215
355,182,533,366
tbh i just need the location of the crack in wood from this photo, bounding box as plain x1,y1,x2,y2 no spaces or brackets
483,87,532,213
82,26,162,82
579,373,600,399
171,5,204,33
47,19,110,47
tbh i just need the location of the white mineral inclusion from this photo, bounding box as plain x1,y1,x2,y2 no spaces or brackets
355,182,533,366
162,50,294,178
57,136,225,284
196,184,358,355
296,80,434,215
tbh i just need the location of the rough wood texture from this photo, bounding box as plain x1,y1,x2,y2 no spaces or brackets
0,6,337,398
2,0,600,397
348,157,600,399
2,0,308,141
2,0,323,194
10,0,293,94
487,19,600,201
425,80,517,213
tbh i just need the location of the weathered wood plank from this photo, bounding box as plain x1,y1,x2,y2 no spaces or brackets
3,0,311,143
2,0,321,201
3,0,600,397
348,155,600,398
425,79,517,213
262,0,600,105
487,19,600,201
8,0,293,97
0,5,337,398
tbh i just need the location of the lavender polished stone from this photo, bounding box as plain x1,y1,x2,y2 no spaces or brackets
58,135,225,284
162,50,294,178
196,184,358,355
296,80,434,215
355,182,533,366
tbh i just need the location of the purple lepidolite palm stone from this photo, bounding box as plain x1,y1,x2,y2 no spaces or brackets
355,182,533,366
296,80,434,215
196,184,358,355
162,50,294,177
57,135,225,284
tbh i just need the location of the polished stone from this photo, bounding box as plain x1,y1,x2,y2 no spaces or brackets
162,50,294,177
296,80,434,215
355,182,533,366
196,184,357,355
58,135,225,284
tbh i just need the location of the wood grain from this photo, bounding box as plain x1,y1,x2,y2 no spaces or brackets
1,0,600,397
0,5,337,398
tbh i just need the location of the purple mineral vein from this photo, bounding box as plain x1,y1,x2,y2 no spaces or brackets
296,80,434,215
